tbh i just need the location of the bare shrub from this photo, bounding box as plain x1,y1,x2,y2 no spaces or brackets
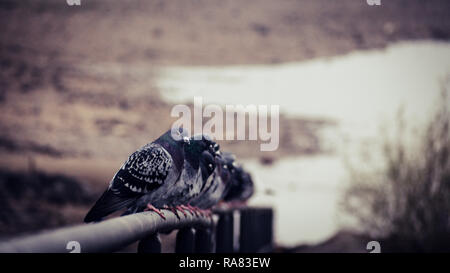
342,84,450,252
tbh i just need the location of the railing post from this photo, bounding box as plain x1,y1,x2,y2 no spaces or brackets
195,228,213,253
215,210,234,253
137,233,161,253
239,207,273,253
175,228,195,253
260,208,273,252
239,208,253,252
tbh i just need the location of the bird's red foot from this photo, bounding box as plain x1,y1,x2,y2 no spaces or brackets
201,209,212,217
164,205,188,219
164,205,181,219
144,204,166,220
187,205,210,217
175,205,188,217
197,208,210,217
187,204,203,217
180,205,197,216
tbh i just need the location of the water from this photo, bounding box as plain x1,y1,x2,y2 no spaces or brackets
155,41,450,246
242,156,346,244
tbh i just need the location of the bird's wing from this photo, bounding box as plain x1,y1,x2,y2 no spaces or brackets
110,143,173,196
83,189,138,223
84,143,172,222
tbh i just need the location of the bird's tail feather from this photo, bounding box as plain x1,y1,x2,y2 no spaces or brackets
84,190,137,223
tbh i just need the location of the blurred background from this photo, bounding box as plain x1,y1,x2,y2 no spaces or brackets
0,0,449,252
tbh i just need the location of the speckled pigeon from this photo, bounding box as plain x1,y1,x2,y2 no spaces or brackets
192,154,232,210
163,134,219,216
84,127,190,223
186,142,220,210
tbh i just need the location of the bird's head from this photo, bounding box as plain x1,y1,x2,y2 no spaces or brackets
222,152,238,183
216,156,231,184
240,170,254,201
200,150,216,181
168,126,190,146
188,134,220,156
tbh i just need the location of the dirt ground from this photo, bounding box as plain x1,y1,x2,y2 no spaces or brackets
0,0,449,239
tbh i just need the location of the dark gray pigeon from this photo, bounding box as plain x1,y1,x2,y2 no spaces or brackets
238,170,254,201
222,152,254,204
186,143,219,211
163,134,218,216
192,154,232,210
84,127,190,222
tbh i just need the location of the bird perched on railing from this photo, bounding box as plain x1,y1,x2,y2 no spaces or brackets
222,152,254,206
84,127,190,222
154,134,219,217
180,139,219,215
84,128,254,223
190,153,233,210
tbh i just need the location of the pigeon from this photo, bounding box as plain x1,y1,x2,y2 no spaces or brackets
163,134,219,217
186,141,220,210
84,127,190,223
192,154,232,210
238,170,254,201
222,152,254,204
233,167,254,202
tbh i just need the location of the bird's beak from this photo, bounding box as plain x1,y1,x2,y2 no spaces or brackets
183,136,190,144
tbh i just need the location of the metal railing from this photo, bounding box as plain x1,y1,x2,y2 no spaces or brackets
0,207,273,253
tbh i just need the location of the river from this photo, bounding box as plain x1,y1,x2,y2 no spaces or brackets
155,40,450,246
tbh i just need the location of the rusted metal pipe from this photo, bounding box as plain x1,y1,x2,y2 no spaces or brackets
0,210,213,253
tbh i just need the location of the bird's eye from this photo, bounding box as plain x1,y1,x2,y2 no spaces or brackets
214,143,220,151
208,163,213,169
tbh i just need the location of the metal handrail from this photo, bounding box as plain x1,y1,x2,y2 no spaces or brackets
0,210,213,253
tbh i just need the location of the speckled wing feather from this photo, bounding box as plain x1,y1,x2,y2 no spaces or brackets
110,143,173,196
84,143,172,222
